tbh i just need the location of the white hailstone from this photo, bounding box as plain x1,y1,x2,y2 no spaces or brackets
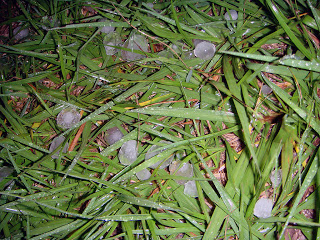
41,16,60,30
56,108,81,129
0,166,14,182
145,140,174,169
98,18,115,34
136,168,151,181
13,26,29,41
224,10,238,21
270,169,282,188
194,41,216,60
261,85,273,95
121,34,148,61
253,198,273,218
184,180,198,197
169,161,193,185
104,32,122,55
118,140,138,165
49,136,69,159
105,127,124,145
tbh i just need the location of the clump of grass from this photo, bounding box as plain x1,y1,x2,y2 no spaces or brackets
0,0,320,239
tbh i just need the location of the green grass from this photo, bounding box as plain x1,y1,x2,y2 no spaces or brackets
0,0,320,239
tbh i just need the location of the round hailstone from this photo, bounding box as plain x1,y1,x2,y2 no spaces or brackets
184,180,198,197
121,34,148,61
145,140,174,169
169,161,193,185
261,85,273,95
194,41,216,60
104,32,122,55
155,50,174,64
119,140,138,166
253,198,273,218
56,108,81,129
224,10,238,21
49,136,69,159
105,127,124,145
270,169,282,188
136,168,151,181
98,18,115,34
13,27,29,41
0,166,14,182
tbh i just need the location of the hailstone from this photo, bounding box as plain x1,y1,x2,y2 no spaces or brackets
224,10,238,21
13,26,29,41
98,18,115,34
0,166,14,182
194,41,216,60
136,168,151,181
56,108,81,129
145,140,174,169
184,180,198,197
270,169,282,188
253,198,273,218
121,34,148,61
49,136,69,159
169,161,193,185
118,140,138,165
104,32,122,55
105,127,124,145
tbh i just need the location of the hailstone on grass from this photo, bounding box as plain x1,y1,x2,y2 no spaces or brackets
118,140,138,165
261,85,273,95
145,140,174,169
98,18,115,34
184,180,198,197
56,108,81,129
136,168,151,181
13,26,29,41
155,50,174,64
224,10,238,21
253,198,273,218
194,41,216,60
270,169,282,188
49,136,69,159
121,34,148,61
105,127,124,145
0,166,14,182
169,161,193,185
104,32,122,55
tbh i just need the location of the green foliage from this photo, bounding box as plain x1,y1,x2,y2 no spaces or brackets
0,0,319,239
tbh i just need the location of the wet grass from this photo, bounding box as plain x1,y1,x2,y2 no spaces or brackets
0,0,320,239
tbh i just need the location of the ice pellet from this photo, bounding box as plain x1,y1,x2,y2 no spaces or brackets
194,41,216,60
184,180,198,197
0,166,14,182
121,34,148,61
56,108,81,129
261,85,273,95
224,10,238,21
105,127,124,145
49,136,69,159
98,18,115,34
119,140,138,165
145,140,174,169
13,27,29,41
270,169,282,188
253,198,273,218
136,168,151,181
104,32,122,55
169,161,193,185
155,50,174,64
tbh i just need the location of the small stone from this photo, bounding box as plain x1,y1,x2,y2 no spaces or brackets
105,127,124,145
224,10,238,21
136,168,151,181
169,161,193,185
261,85,273,95
184,180,198,197
270,169,282,188
98,18,115,34
104,32,122,55
121,34,148,61
13,26,29,41
56,108,81,129
49,136,69,159
254,198,273,218
194,41,216,60
119,140,138,165
0,166,14,182
145,140,174,169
